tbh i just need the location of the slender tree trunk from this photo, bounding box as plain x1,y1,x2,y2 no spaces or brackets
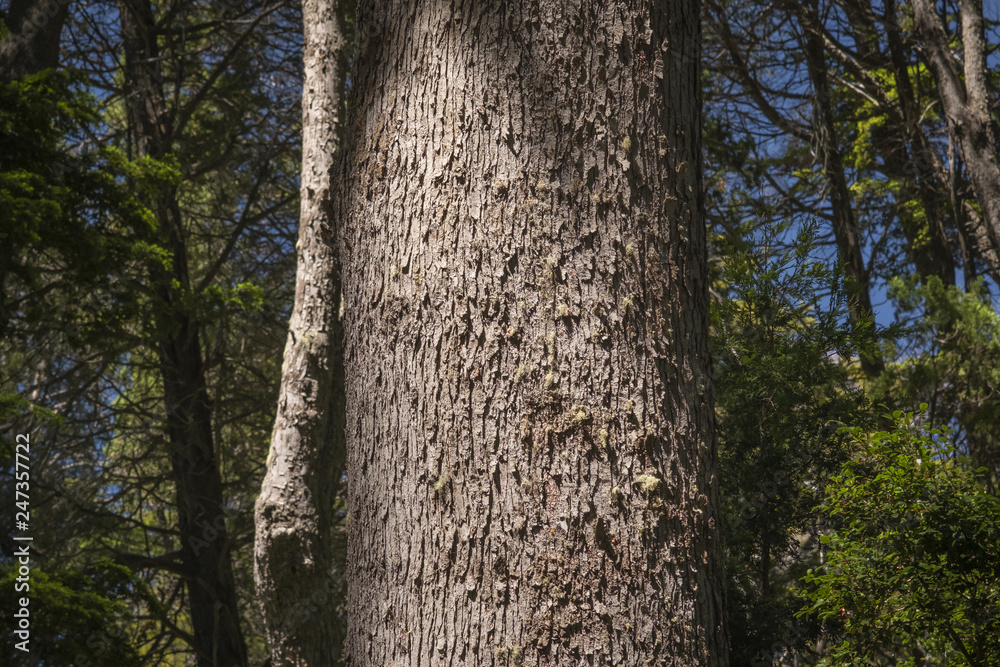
120,2,248,665
801,9,883,377
880,0,957,285
0,0,70,81
254,0,349,663
911,0,1000,278
335,1,727,664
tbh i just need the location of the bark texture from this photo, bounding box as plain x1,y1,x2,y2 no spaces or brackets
336,1,727,664
120,2,248,664
0,0,69,81
254,0,349,662
911,0,1000,278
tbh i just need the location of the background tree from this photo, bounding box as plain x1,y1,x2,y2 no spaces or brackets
118,2,250,660
702,0,1000,662
911,0,1000,277
2,0,306,663
0,0,70,81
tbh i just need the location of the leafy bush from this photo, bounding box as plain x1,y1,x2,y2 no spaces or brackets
798,410,1000,666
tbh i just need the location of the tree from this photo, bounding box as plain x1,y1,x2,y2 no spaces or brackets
704,0,984,299
706,0,887,380
254,0,351,662
799,0,883,377
332,1,727,663
118,2,250,662
106,0,304,659
910,0,1000,279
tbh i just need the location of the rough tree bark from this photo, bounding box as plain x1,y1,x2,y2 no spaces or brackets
0,0,70,81
120,1,248,665
334,1,727,664
911,0,1000,278
254,0,349,662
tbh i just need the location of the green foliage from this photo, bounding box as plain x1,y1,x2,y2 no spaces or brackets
798,411,1000,666
0,69,170,348
1,5,308,662
712,222,879,664
703,0,1000,661
876,277,1000,489
0,560,152,666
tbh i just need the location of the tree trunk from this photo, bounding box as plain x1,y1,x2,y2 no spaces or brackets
254,0,349,662
335,1,728,664
801,8,884,377
789,0,957,287
0,0,70,81
120,2,248,665
880,0,957,285
911,0,1000,279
